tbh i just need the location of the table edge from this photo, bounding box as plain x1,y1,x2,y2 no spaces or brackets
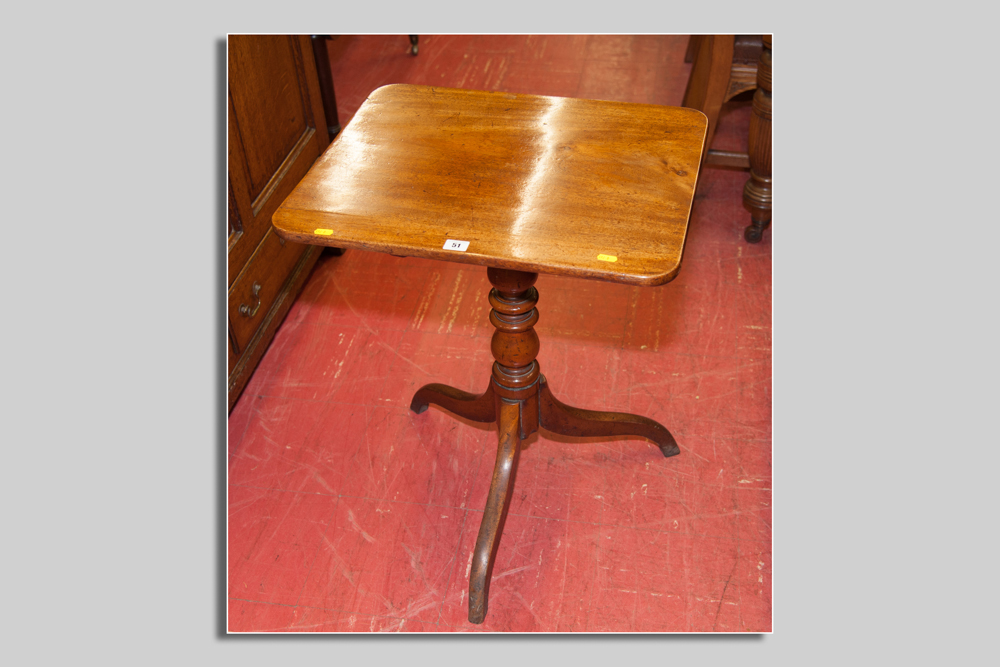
271,217,683,287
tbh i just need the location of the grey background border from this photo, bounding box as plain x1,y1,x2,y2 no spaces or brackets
4,1,994,664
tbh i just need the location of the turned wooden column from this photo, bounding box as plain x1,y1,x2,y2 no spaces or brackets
468,268,541,623
744,34,772,243
487,268,541,435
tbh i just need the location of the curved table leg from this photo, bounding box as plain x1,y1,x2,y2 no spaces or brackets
410,381,496,423
538,376,680,458
468,399,521,624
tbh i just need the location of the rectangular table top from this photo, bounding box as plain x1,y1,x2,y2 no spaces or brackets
273,84,707,286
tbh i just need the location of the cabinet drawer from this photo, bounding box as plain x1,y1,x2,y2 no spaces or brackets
229,228,306,352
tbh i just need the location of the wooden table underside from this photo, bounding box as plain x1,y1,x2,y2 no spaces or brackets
273,84,707,623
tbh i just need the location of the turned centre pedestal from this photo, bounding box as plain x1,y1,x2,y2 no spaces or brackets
410,267,678,622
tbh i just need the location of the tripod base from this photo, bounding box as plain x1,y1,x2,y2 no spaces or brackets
410,367,678,623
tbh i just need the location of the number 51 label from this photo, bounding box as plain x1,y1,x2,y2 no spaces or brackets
443,239,470,252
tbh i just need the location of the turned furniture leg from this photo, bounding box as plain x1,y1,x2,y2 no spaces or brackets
743,34,772,243
468,399,522,623
408,35,419,56
538,376,679,458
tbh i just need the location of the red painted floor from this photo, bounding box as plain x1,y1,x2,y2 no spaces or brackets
228,34,771,633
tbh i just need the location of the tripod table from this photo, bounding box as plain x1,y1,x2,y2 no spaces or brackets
272,84,708,624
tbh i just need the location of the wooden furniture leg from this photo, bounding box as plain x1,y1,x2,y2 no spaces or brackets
410,381,496,423
411,267,679,623
743,35,772,243
309,35,346,258
469,399,522,623
539,376,679,457
409,35,419,56
309,35,341,140
684,35,703,64
682,35,735,161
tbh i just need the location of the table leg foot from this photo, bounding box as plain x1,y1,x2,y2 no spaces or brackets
744,214,770,243
469,399,521,624
410,382,497,423
538,376,680,458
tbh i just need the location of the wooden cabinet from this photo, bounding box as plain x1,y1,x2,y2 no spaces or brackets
228,35,331,411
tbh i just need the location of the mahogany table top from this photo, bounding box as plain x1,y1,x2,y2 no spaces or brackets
273,84,707,286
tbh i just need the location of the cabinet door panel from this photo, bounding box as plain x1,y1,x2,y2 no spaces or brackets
228,34,329,287
229,35,313,200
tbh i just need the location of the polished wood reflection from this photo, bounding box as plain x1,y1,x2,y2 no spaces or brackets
273,84,707,286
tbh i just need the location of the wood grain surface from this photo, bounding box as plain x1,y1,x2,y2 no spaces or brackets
273,84,707,286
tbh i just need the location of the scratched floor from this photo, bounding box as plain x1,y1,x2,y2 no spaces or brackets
228,35,771,632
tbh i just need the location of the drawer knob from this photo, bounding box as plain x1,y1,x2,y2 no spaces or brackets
239,283,262,317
